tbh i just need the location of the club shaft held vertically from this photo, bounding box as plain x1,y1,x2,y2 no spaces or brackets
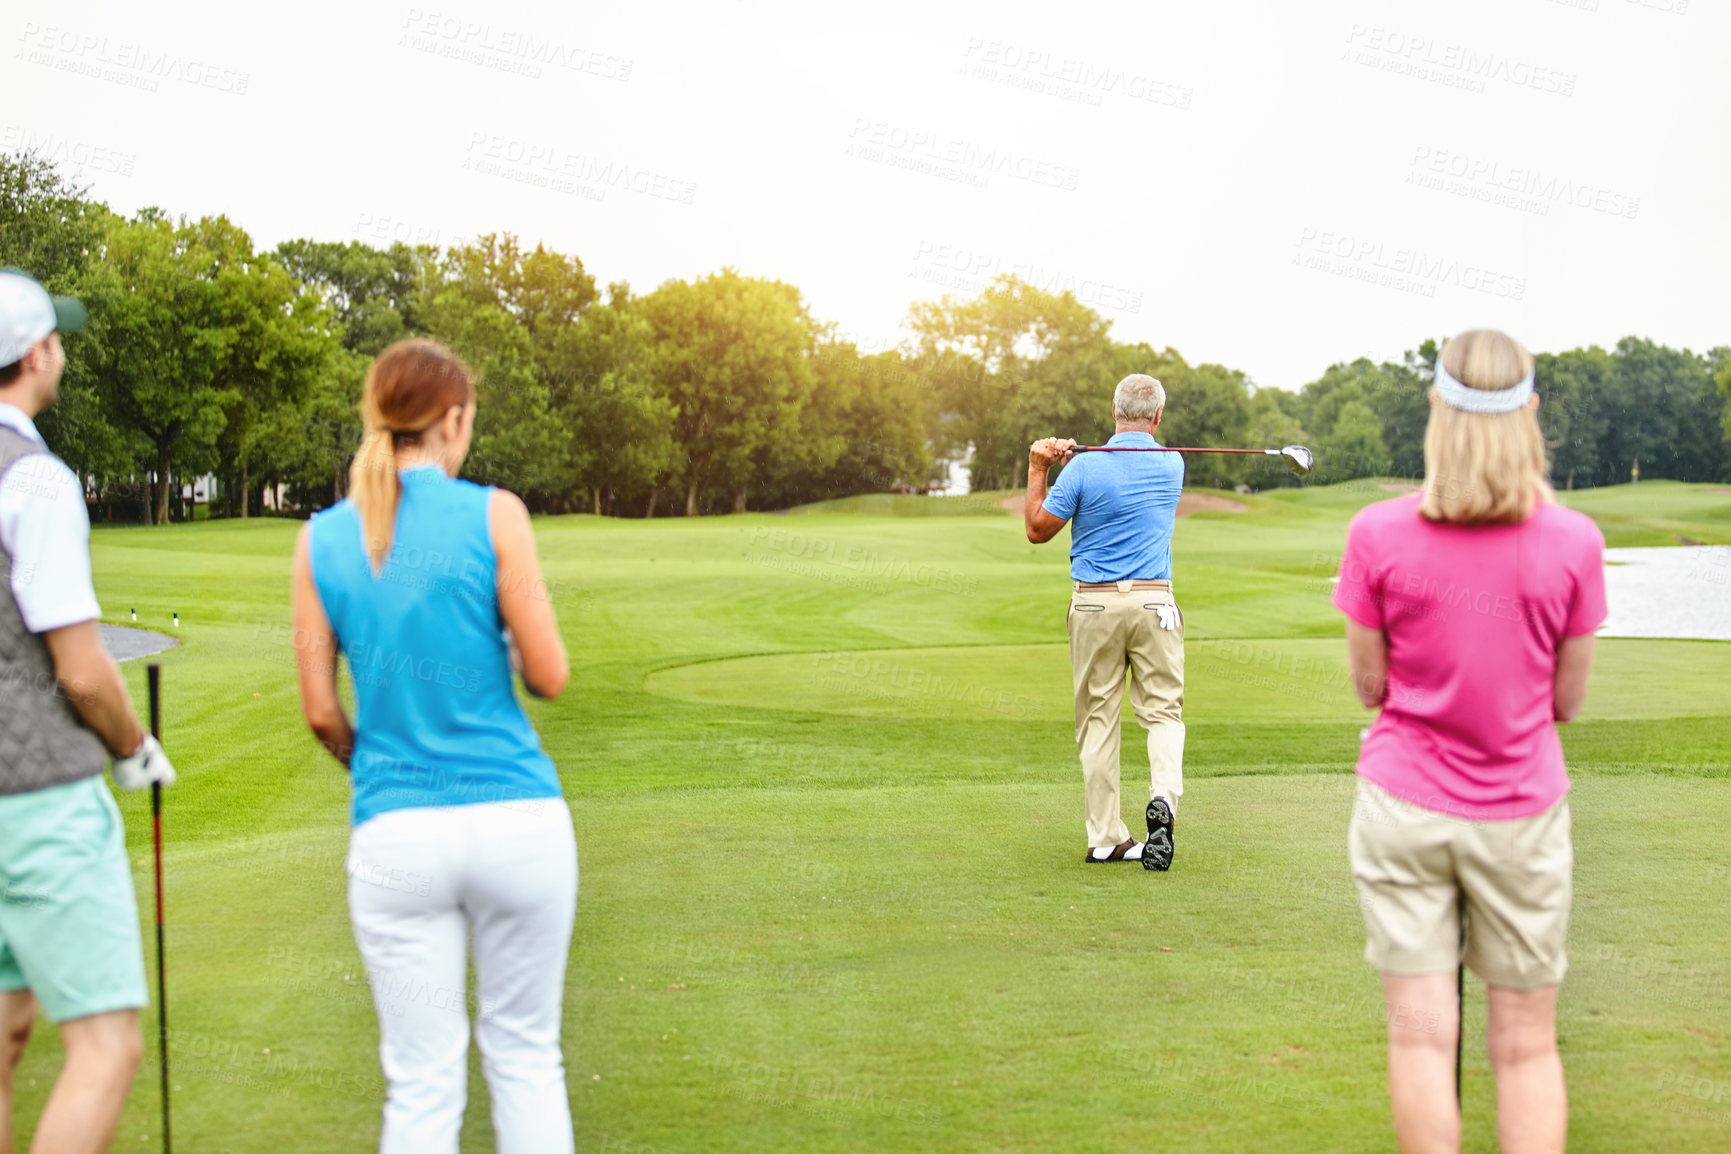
147,663,171,1154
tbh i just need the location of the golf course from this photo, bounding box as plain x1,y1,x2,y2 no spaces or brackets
13,479,1729,1153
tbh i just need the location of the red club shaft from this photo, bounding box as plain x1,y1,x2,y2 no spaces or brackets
1072,446,1268,454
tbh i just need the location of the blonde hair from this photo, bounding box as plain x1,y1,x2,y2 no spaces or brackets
1420,329,1553,524
349,339,476,570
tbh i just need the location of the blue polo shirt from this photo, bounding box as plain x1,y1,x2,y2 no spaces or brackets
1042,431,1184,582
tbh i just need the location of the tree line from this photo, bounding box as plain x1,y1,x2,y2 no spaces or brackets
4,151,1727,523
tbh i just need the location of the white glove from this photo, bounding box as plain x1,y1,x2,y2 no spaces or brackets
1155,603,1181,631
112,733,177,791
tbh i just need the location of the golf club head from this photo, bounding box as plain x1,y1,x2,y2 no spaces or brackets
1282,445,1314,477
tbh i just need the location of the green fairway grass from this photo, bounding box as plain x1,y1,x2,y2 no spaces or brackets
13,482,1728,1152
1556,480,1731,547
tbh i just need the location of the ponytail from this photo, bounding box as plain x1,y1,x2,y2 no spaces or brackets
347,339,477,574
349,425,400,573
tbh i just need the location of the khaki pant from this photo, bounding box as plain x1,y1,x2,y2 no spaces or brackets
1068,583,1185,848
1349,779,1572,990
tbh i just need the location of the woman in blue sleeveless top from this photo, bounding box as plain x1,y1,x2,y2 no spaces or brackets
290,339,575,1154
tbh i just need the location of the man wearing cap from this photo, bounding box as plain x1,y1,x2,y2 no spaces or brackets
0,269,177,1153
1026,373,1186,871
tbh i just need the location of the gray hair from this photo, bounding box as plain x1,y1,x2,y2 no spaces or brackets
1113,374,1165,423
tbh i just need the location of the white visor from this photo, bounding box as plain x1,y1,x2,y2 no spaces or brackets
1433,355,1534,414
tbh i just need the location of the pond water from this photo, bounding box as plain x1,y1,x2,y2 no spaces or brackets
1600,546,1731,641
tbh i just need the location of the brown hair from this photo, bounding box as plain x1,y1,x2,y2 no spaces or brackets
1420,329,1553,524
349,339,475,570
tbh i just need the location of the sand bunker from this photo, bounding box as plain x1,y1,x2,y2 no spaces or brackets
98,624,181,663
997,492,1247,517
1176,493,1250,515
1379,482,1423,493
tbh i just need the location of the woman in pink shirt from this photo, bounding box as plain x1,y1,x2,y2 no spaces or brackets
1334,329,1605,1154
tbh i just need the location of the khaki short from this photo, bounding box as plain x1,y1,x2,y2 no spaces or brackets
1348,779,1572,991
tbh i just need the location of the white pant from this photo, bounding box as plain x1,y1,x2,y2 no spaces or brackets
347,799,578,1154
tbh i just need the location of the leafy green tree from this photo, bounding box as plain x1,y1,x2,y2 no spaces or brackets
1534,346,1612,490
268,239,441,512
0,152,133,479
0,151,107,290
1598,338,1724,485
266,347,369,510
1243,388,1311,489
909,275,1117,491
419,235,597,506
642,269,822,514
1370,355,1432,478
546,283,676,514
1315,399,1391,482
1289,358,1418,479
1713,348,1731,451
1143,355,1253,489
77,211,238,523
73,211,330,523
753,342,937,508
202,223,336,517
274,239,431,356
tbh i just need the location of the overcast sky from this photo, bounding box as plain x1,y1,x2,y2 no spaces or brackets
5,0,1726,391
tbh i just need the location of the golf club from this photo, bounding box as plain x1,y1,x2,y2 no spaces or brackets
1070,443,1315,477
1456,902,1466,1105
147,663,172,1154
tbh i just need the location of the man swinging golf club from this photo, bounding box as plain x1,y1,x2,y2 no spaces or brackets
0,269,176,1154
1026,374,1184,870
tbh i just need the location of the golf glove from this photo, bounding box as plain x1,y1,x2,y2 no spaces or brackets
112,733,177,791
1155,604,1181,631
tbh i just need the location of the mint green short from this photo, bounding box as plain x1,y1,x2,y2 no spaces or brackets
0,775,148,1022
